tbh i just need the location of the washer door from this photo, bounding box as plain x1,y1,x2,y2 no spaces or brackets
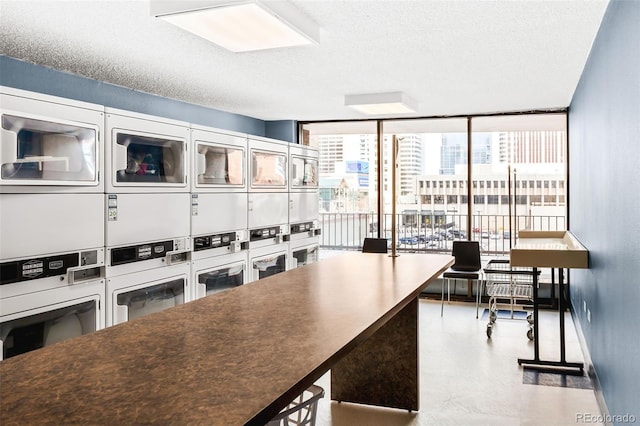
0,299,97,360
115,278,185,323
197,262,245,297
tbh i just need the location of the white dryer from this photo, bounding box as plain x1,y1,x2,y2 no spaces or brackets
0,278,105,361
190,124,246,193
248,136,289,243
288,144,319,229
1,192,104,262
104,108,188,193
0,86,104,193
105,262,189,327
104,192,191,277
190,124,248,259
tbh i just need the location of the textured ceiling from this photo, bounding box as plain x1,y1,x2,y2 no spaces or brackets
0,0,609,121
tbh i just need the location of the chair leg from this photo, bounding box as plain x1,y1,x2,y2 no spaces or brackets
475,279,481,319
440,278,445,316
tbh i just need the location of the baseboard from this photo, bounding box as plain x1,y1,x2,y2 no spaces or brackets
570,306,611,425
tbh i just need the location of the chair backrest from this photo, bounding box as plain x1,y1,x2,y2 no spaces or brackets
362,237,388,253
450,241,481,271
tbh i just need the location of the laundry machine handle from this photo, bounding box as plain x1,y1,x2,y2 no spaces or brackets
67,265,105,284
165,249,190,266
113,138,129,175
1,127,18,167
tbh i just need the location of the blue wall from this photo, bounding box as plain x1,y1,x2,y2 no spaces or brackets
568,0,640,421
0,55,296,142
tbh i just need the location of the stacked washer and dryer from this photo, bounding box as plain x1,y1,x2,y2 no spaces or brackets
288,144,321,270
246,136,291,282
0,88,106,360
103,109,191,327
190,125,250,299
0,87,320,360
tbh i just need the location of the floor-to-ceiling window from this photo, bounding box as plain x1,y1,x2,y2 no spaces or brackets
300,112,567,258
302,121,378,250
382,118,468,252
471,114,567,254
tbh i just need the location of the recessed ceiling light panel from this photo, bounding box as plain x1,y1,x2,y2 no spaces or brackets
345,92,418,115
152,0,319,53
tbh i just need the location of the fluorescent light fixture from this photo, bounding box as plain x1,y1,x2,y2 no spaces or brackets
152,1,319,52
345,92,418,115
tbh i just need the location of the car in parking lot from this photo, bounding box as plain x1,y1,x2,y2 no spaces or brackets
398,235,419,245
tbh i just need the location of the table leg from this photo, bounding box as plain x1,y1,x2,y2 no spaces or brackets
331,297,419,411
518,267,583,375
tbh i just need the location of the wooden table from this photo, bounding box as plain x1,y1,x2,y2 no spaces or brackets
0,252,453,425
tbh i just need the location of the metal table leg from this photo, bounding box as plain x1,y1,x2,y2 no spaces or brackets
517,267,584,375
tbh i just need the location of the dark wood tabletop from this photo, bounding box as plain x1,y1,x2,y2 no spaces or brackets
0,252,453,425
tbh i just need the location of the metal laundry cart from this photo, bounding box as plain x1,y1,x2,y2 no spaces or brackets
267,385,325,426
483,259,539,339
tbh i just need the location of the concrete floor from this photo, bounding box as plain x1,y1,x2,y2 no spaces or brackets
312,299,603,426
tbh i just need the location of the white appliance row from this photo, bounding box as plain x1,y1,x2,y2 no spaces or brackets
0,86,319,361
0,87,318,195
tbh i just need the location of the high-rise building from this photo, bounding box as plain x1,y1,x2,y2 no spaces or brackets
440,133,492,175
315,135,344,174
498,131,566,165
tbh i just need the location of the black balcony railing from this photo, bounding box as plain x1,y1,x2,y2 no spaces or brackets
319,213,566,255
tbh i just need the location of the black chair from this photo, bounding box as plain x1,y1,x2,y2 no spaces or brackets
441,240,483,317
362,237,388,253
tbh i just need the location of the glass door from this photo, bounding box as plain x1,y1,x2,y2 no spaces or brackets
195,141,245,187
114,131,185,184
250,150,287,188
1,114,98,185
290,155,318,189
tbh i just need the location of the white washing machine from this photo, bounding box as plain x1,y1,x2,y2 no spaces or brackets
248,235,289,283
0,247,105,300
0,278,105,361
104,108,188,193
190,123,248,258
0,86,104,193
1,246,105,357
105,262,189,327
288,229,320,270
191,250,248,300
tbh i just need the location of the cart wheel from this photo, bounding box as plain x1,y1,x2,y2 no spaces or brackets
527,313,534,324
486,324,493,338
527,328,534,341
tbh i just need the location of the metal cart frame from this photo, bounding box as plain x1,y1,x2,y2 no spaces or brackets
483,259,539,339
267,384,325,426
